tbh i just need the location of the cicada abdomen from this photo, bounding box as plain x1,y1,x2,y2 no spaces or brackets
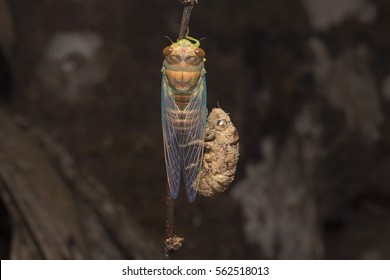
161,37,207,202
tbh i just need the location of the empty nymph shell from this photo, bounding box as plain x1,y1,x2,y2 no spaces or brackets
198,108,239,196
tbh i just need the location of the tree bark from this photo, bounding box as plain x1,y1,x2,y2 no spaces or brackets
0,109,160,259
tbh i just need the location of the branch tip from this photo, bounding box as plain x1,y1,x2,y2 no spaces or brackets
177,0,198,40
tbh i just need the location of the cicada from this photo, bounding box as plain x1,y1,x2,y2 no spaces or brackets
161,37,207,202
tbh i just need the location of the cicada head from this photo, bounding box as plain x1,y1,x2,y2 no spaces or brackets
162,37,206,92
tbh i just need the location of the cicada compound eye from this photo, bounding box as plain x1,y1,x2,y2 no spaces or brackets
195,48,206,59
216,119,227,130
162,46,173,57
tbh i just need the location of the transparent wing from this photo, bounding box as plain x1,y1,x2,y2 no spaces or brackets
161,74,181,199
182,76,207,202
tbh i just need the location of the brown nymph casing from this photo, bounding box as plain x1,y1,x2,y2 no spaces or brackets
198,108,239,196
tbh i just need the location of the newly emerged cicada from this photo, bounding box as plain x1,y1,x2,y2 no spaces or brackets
161,36,207,202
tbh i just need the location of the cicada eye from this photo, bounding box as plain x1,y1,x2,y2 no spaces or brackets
162,46,173,57
216,119,227,129
195,48,206,59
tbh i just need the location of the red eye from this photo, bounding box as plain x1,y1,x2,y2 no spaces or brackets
195,48,206,59
162,46,173,57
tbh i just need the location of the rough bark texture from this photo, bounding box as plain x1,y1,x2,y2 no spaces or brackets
0,109,160,259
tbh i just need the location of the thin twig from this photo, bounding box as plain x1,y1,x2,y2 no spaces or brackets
163,0,199,258
164,184,174,258
178,0,198,39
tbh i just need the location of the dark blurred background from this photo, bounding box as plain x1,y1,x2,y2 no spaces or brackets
0,0,390,259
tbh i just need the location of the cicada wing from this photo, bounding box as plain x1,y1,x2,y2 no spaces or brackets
161,74,181,199
182,75,207,202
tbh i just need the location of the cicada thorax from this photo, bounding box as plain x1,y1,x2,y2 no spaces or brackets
164,68,203,94
163,39,206,132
